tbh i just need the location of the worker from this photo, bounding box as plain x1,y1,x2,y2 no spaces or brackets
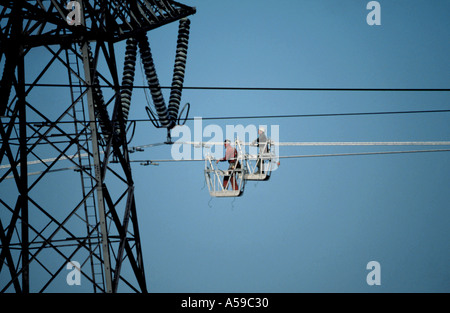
216,139,240,190
252,127,269,174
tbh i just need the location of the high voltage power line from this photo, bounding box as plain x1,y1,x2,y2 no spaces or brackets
22,83,450,92
3,84,447,126
129,148,450,165
3,109,450,127
3,141,450,171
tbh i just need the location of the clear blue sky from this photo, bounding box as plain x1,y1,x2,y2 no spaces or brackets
130,0,450,293
1,0,449,292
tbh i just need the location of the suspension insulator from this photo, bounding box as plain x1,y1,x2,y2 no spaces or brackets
116,37,138,135
168,18,191,123
138,34,171,128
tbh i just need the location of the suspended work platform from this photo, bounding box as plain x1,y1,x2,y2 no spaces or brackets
204,155,245,197
243,140,275,181
203,139,281,197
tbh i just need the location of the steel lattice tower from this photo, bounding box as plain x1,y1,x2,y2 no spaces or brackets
0,0,195,293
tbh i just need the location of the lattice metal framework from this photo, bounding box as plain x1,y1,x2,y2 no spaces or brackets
0,0,195,293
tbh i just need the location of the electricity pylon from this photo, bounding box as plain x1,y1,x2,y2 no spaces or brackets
0,0,195,293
